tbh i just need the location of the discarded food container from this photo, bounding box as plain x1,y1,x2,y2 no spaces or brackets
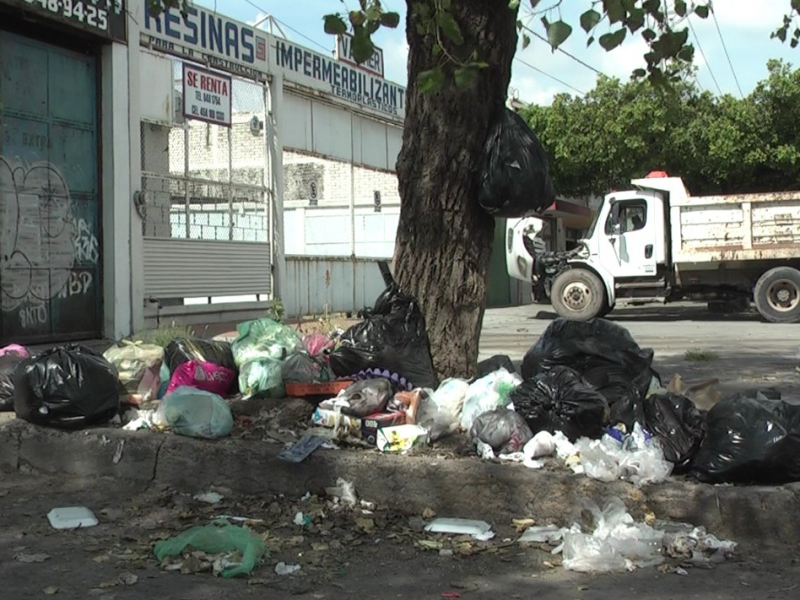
361,411,406,445
311,407,361,432
424,518,495,540
376,424,428,453
47,506,99,530
285,379,353,398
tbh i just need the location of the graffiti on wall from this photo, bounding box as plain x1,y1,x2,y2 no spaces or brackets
0,157,99,328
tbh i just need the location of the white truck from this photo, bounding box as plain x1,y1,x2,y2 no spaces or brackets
506,172,800,323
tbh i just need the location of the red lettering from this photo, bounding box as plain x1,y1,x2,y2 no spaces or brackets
187,72,196,86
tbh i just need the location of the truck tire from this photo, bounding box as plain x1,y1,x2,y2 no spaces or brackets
754,267,800,323
551,269,607,321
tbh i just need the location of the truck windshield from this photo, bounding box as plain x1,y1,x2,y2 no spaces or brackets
584,197,605,239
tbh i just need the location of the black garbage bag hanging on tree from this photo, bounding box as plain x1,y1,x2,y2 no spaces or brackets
330,262,438,390
478,108,556,218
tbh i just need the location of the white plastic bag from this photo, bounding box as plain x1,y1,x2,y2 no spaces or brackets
430,378,470,417
459,369,521,431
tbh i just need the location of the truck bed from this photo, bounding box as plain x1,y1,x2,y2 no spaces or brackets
670,191,800,264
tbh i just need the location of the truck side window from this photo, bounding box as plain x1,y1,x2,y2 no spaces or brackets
605,201,647,234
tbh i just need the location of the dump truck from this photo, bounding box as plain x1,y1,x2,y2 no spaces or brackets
506,172,800,323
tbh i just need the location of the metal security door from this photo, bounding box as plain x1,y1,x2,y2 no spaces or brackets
0,31,101,343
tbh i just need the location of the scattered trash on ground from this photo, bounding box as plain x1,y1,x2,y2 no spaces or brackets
274,562,301,575
425,518,495,541
47,507,98,530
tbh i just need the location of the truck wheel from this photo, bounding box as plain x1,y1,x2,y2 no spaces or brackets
551,269,606,321
754,267,800,323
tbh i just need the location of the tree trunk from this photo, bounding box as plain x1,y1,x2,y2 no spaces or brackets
394,0,518,380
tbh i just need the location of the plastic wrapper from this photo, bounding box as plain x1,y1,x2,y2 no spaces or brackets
13,345,120,429
0,349,27,411
164,338,236,373
521,318,658,428
478,108,555,218
330,271,437,390
103,341,164,403
510,366,610,441
231,318,302,366
154,519,267,578
281,352,333,384
238,358,284,400
302,333,329,357
159,387,234,439
166,360,236,396
642,393,706,469
430,378,470,419
0,344,28,359
338,378,392,418
460,369,521,431
470,408,533,456
690,393,800,484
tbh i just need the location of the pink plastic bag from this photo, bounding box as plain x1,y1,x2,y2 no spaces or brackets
303,333,328,357
166,360,235,396
0,344,28,359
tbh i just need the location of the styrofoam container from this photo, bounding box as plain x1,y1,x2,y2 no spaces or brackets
47,507,98,530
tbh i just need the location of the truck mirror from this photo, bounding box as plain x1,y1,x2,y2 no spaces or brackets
610,202,623,234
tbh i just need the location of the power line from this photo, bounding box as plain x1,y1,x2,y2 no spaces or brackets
688,18,723,95
710,7,744,98
514,56,585,95
243,0,332,54
522,25,605,76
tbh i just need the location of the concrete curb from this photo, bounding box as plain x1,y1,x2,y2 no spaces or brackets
2,418,798,545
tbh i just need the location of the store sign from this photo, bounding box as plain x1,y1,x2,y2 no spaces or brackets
335,33,384,78
272,38,405,120
182,64,232,126
142,1,270,81
0,0,127,42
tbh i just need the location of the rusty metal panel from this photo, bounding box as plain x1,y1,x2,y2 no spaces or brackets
0,31,101,344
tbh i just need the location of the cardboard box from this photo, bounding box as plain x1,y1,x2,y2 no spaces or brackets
360,411,406,445
376,424,429,453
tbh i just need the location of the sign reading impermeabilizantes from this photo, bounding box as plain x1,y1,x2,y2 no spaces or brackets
183,64,232,127
0,0,127,42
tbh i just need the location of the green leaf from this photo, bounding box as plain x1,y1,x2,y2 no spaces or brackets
674,0,687,17
642,0,661,13
605,0,625,24
349,10,366,27
351,29,375,63
626,8,645,33
437,10,464,45
546,20,573,49
432,43,442,56
365,5,381,21
599,28,627,51
530,0,543,8
580,9,602,33
642,28,656,42
677,45,694,62
412,3,431,18
694,4,709,18
792,0,800,11
509,0,521,9
380,11,400,28
418,68,445,93
522,33,531,49
323,14,348,35
587,35,595,47
776,26,788,42
791,37,799,48
454,67,478,88
632,68,647,78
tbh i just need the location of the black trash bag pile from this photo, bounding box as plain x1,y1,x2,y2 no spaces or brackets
690,392,800,484
478,108,556,218
476,355,516,380
14,345,120,429
470,408,533,455
642,393,707,469
0,348,28,412
522,318,658,428
164,338,237,373
281,352,333,385
510,366,610,441
339,378,393,418
330,266,437,390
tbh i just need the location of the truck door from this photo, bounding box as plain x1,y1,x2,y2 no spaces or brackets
602,198,658,278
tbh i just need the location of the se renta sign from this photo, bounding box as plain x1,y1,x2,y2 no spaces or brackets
272,38,406,121
141,1,270,81
183,64,232,127
335,33,385,78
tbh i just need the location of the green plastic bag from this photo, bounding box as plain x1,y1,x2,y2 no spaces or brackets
238,358,284,400
231,318,302,367
160,387,234,439
154,519,267,578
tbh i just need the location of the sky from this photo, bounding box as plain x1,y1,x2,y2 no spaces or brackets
195,0,798,104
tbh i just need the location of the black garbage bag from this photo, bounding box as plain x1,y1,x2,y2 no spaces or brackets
0,351,28,411
510,366,610,441
478,108,555,218
470,408,533,455
281,352,333,384
164,338,236,373
476,355,516,379
330,264,437,390
690,393,800,484
642,393,706,469
522,318,658,428
339,378,393,418
14,345,120,429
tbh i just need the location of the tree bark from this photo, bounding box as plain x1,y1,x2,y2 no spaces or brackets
394,0,518,380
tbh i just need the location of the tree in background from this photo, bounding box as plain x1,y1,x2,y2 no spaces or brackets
147,0,797,379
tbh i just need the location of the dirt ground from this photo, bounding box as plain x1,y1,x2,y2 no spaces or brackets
1,473,798,600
